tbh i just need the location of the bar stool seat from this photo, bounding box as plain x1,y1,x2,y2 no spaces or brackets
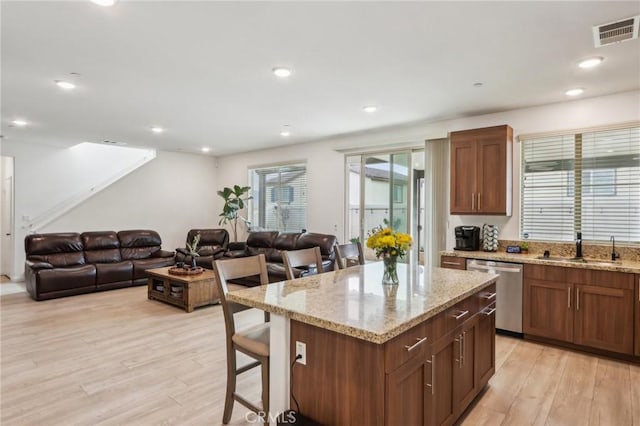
232,323,270,357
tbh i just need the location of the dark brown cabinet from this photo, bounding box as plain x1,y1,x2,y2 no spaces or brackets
385,354,429,426
523,272,574,342
440,255,466,270
449,125,513,215
476,302,496,387
523,264,635,355
429,332,456,426
454,319,477,414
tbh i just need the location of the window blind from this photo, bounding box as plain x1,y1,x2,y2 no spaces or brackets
249,164,307,232
521,126,640,244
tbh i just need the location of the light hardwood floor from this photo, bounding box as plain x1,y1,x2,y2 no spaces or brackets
2,283,639,425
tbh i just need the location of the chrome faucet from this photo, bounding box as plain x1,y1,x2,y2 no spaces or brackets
611,236,620,261
575,232,583,259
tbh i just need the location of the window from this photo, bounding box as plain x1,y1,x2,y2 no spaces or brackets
249,163,307,232
521,126,640,243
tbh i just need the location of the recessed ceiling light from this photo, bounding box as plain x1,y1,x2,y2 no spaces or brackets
363,106,377,113
272,67,292,78
565,88,584,97
201,147,210,153
280,130,291,137
578,57,604,69
12,119,28,127
91,0,118,6
151,126,164,134
55,80,76,90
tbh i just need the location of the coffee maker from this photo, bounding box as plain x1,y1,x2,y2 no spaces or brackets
454,226,481,251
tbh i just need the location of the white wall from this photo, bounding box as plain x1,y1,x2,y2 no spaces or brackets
3,142,217,279
216,90,640,248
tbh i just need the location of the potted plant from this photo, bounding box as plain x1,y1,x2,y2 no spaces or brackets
520,241,529,254
217,185,252,242
186,233,201,268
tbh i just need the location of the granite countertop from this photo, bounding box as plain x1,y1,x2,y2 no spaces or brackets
441,250,640,274
226,262,497,344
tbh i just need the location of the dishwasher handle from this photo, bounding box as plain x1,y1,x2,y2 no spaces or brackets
468,264,522,273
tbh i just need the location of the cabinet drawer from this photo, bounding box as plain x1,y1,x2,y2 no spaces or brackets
477,283,497,310
432,295,479,340
524,264,566,281
384,320,432,373
441,256,466,270
566,269,634,290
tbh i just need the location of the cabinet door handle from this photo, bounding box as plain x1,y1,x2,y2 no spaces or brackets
404,337,427,352
471,193,475,210
426,355,435,395
482,292,497,300
478,192,481,210
452,310,469,320
442,261,462,266
576,288,580,311
567,287,571,309
462,331,466,366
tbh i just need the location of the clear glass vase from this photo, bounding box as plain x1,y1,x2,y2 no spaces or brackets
382,255,399,286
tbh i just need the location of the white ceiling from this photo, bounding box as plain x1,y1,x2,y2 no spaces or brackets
2,1,639,156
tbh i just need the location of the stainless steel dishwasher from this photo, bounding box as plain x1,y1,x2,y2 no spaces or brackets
466,259,523,336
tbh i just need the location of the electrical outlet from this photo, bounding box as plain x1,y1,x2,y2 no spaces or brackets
295,341,306,365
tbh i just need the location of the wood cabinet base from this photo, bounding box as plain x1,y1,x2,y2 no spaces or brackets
524,334,640,364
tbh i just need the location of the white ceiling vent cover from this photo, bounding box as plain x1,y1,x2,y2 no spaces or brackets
593,15,640,47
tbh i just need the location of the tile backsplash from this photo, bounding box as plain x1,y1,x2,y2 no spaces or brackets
499,240,640,262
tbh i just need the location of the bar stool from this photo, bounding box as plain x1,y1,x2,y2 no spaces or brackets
212,254,270,424
282,247,324,280
335,242,365,269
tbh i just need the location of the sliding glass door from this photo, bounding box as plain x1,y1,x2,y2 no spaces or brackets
346,149,424,262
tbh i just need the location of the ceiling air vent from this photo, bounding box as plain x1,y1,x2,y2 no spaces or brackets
593,15,640,47
102,140,127,146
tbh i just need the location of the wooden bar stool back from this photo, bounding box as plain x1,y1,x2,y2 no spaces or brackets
213,254,270,424
335,242,365,269
282,246,324,280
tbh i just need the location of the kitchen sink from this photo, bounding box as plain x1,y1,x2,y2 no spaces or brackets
535,256,621,266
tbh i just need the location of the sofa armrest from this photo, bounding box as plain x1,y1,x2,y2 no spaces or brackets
25,260,54,271
228,241,246,251
156,250,175,258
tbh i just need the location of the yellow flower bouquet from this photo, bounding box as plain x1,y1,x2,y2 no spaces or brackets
366,224,412,259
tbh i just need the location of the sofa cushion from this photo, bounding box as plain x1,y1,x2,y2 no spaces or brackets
95,261,133,284
36,265,96,293
131,258,176,280
82,231,122,263
25,233,86,267
268,232,301,263
118,230,162,260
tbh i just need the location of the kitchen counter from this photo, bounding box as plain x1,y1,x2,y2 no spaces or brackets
227,261,497,344
441,250,640,274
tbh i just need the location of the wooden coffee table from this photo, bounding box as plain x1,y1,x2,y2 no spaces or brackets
146,266,219,312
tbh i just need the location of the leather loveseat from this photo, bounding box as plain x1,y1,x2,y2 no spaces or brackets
175,229,229,269
225,231,338,286
25,230,175,301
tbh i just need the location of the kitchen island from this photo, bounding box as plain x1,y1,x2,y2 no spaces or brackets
228,261,498,425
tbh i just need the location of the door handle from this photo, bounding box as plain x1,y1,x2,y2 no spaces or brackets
462,331,466,366
471,193,475,210
426,355,435,395
483,306,496,316
482,292,497,300
478,192,481,210
567,287,571,309
576,288,580,311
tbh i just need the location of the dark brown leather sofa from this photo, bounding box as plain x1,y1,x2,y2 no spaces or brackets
174,229,229,269
225,231,338,286
25,230,175,301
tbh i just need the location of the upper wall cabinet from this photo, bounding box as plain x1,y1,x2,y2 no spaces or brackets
449,125,513,215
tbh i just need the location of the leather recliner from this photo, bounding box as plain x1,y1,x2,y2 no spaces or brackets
175,229,229,269
225,231,338,286
25,230,175,301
